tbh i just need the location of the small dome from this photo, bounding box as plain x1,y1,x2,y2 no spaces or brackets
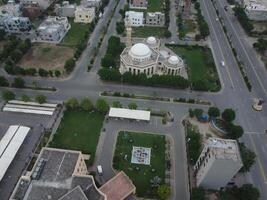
146,36,157,45
129,43,151,59
168,55,179,65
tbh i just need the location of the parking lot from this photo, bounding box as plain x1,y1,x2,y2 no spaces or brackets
0,111,58,200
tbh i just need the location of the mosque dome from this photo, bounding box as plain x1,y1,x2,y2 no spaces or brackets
146,36,157,45
129,43,152,60
168,55,180,65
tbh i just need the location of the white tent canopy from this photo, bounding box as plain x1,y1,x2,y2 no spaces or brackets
0,125,30,181
109,108,150,121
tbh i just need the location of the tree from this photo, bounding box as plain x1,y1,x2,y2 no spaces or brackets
101,54,116,68
222,108,236,122
35,94,47,104
0,76,9,87
237,184,260,200
128,102,137,110
194,108,203,119
21,94,31,102
95,98,109,114
38,68,49,77
239,142,256,172
229,124,244,139
150,176,161,188
208,107,220,118
55,70,61,77
112,101,122,108
253,38,267,53
80,97,93,111
64,58,76,73
12,77,25,88
191,187,205,200
157,185,171,200
164,30,172,38
66,97,79,110
2,90,15,101
0,29,6,41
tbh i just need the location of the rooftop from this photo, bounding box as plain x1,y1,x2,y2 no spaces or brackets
109,107,151,121
99,172,136,200
206,138,241,161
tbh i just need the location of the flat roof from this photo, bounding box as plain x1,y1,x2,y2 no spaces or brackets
99,171,135,200
0,125,30,181
109,108,150,121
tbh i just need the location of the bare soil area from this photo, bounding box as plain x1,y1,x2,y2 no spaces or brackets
18,43,74,71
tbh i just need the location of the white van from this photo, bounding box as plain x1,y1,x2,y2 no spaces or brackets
97,165,103,176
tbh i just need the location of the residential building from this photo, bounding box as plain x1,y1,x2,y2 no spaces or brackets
74,6,95,23
0,16,32,33
81,0,101,8
129,0,148,9
0,0,21,17
145,12,165,27
194,138,243,190
120,36,186,77
124,11,144,27
20,0,56,10
54,1,76,17
22,2,41,20
10,147,136,200
36,16,70,43
243,0,267,21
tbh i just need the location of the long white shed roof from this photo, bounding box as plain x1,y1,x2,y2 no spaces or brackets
109,108,150,121
0,125,30,181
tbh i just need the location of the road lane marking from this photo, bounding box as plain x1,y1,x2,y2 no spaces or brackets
202,0,235,89
248,134,267,183
216,0,267,95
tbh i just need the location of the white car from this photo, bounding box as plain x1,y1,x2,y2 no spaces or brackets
97,165,103,176
221,61,225,66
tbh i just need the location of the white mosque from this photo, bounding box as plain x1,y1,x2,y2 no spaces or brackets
119,24,186,77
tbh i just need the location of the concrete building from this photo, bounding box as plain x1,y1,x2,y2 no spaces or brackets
0,16,32,33
145,12,165,27
21,0,55,10
36,16,70,43
243,0,267,21
129,0,148,9
81,0,101,8
54,1,76,17
125,11,144,27
194,138,243,190
74,6,95,23
120,36,186,77
22,2,41,20
10,147,136,200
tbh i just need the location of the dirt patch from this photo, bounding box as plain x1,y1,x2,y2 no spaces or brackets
18,43,74,71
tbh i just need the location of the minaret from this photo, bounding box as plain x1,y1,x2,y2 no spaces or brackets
125,18,132,48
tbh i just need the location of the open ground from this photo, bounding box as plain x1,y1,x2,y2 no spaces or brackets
17,43,74,71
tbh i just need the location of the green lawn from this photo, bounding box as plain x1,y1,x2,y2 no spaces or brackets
50,110,104,165
148,0,164,12
169,45,221,91
132,26,167,38
113,131,166,197
61,19,90,47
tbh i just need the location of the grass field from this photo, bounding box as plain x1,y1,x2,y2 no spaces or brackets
113,131,166,197
169,45,221,91
132,26,167,38
61,19,90,47
17,43,74,71
148,0,164,12
50,110,104,165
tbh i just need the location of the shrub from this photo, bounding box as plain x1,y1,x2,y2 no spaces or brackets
35,94,47,104
2,89,15,101
0,76,9,87
64,58,76,73
12,77,25,88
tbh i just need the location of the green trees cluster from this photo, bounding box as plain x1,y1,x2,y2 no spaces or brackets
116,21,125,35
186,125,202,164
64,58,76,73
194,2,210,39
191,187,205,200
1,36,31,75
0,76,9,87
98,68,189,89
238,142,256,173
157,184,171,200
1,90,16,101
65,97,109,114
101,36,125,68
233,6,253,34
219,184,260,200
253,38,267,53
12,77,25,88
164,0,170,27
